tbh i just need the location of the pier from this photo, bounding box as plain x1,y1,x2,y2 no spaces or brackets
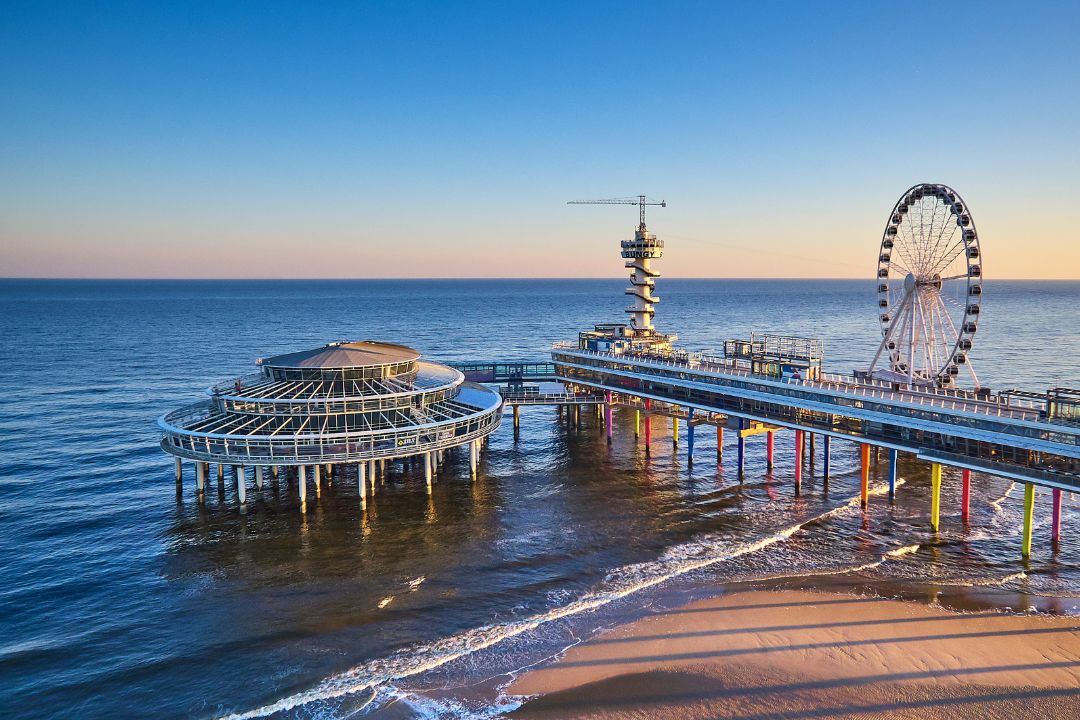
159,188,1078,560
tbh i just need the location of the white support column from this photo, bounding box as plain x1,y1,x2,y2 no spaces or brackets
255,465,264,489
196,461,206,493
174,457,183,483
314,464,322,497
235,466,246,505
272,465,280,480
425,452,433,490
217,463,224,482
358,462,367,504
469,439,477,478
298,465,307,504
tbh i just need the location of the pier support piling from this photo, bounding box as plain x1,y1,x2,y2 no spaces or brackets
930,462,942,532
314,464,321,497
672,416,679,448
272,465,279,482
217,463,224,482
174,457,182,484
1022,482,1035,558
737,420,746,479
425,452,433,491
766,431,774,470
808,432,815,467
298,466,307,505
359,462,367,505
860,444,870,509
1052,488,1062,545
887,449,897,500
644,400,652,456
823,436,832,484
794,429,803,493
686,409,695,463
256,465,264,490
716,425,724,462
513,405,520,439
604,392,613,444
961,469,971,520
635,409,640,438
235,466,246,505
470,439,478,478
196,461,207,496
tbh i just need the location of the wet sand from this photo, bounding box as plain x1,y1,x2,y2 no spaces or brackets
508,589,1080,719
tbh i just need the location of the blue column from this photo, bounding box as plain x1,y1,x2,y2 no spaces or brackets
737,419,745,478
687,409,695,463
888,448,898,500
823,435,831,481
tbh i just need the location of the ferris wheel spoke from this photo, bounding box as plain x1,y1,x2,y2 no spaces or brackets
930,237,968,277
937,273,968,282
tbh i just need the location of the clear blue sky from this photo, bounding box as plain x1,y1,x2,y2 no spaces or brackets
2,1,1078,278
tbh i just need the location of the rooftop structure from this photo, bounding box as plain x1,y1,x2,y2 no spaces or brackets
160,341,503,503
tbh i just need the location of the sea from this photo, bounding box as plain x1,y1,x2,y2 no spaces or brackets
0,278,1077,720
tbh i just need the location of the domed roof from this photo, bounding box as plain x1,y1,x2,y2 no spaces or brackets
260,341,421,370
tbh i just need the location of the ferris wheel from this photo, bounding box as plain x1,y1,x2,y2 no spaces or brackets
867,183,983,389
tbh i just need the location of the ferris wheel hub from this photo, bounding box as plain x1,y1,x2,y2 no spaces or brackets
904,273,916,292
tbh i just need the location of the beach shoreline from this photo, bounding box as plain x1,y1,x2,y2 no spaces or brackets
506,588,1080,719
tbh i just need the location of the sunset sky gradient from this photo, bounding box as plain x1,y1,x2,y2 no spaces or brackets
2,1,1078,279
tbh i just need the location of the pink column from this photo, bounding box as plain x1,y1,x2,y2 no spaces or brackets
961,469,971,520
1052,488,1062,544
766,431,774,470
644,399,652,455
604,391,613,443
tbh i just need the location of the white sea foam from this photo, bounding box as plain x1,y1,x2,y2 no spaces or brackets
219,479,901,720
990,481,1018,512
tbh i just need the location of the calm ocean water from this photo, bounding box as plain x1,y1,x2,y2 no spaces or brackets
1,278,1077,719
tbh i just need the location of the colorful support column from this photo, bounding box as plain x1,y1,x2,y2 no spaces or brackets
766,431,774,470
672,416,679,448
716,425,724,461
823,436,832,484
513,405,520,439
887,449,897,500
604,391,613,444
358,462,367,505
644,400,652,456
930,462,942,532
794,429,803,493
1052,488,1062,546
737,420,746,478
686,409,695,463
961,469,971,520
1022,482,1035,558
860,444,870,509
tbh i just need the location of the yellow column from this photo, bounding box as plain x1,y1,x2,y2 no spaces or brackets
672,417,679,447
1022,482,1035,558
635,409,640,437
930,462,942,532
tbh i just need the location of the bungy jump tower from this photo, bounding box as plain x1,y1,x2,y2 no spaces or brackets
568,195,677,354
159,341,503,507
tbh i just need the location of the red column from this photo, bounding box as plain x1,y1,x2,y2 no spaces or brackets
961,469,971,520
1052,488,1062,544
794,429,803,492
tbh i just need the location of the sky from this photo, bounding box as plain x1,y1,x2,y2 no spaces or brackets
1,1,1078,279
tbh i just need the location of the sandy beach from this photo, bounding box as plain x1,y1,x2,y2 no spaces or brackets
508,589,1080,719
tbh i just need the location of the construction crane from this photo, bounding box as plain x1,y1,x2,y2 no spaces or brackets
567,195,666,232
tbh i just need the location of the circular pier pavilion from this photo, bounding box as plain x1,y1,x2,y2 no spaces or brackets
160,341,503,505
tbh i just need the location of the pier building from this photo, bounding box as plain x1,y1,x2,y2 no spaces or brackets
160,341,502,505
